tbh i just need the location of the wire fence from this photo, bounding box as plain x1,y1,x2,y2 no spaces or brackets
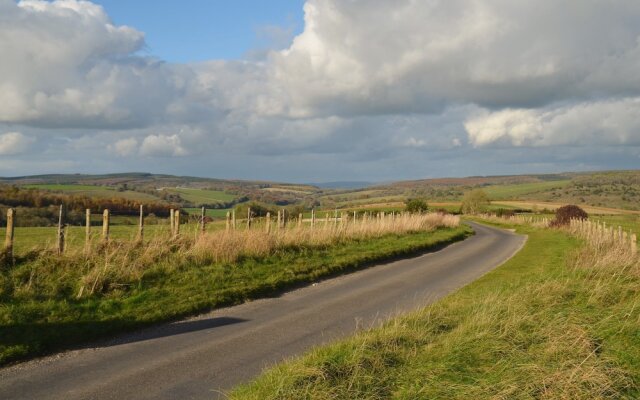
1,207,440,258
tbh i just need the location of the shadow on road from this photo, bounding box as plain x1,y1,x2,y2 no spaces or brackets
1,316,248,365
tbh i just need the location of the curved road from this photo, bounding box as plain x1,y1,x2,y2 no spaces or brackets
0,222,525,400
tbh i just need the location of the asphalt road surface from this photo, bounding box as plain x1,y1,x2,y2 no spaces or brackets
0,222,526,400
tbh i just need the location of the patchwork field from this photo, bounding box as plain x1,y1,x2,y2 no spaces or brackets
22,184,160,202
161,187,236,205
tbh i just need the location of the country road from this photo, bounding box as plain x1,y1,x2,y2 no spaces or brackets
0,222,526,400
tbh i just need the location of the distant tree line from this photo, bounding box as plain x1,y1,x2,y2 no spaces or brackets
0,185,174,217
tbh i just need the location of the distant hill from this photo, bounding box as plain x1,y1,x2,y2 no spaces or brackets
313,181,374,189
3,170,640,211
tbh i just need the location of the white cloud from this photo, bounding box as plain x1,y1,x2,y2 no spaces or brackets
0,132,35,155
2,0,640,178
268,0,640,117
139,134,189,157
109,137,138,157
0,0,196,128
465,98,640,147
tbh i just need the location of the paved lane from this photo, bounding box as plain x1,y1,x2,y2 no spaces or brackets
0,222,526,400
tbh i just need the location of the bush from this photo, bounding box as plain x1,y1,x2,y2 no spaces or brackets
405,199,428,213
495,208,515,217
461,189,490,214
552,205,588,226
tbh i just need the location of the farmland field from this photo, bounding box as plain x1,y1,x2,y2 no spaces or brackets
22,184,160,201
162,188,236,205
183,207,231,218
482,180,572,199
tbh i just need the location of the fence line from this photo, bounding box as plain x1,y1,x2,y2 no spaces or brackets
477,213,636,253
2,207,446,258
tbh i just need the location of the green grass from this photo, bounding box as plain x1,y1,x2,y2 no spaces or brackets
483,180,572,200
183,207,231,218
163,188,236,205
21,184,160,201
0,221,228,256
0,226,470,365
592,214,640,237
231,224,640,399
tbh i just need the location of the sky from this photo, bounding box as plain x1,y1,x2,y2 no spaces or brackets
1,0,640,183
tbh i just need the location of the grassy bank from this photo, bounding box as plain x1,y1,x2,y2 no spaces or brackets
231,223,640,399
0,219,469,366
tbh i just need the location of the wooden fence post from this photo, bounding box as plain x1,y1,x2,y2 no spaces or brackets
226,211,231,231
4,208,14,258
277,210,281,230
232,210,236,230
102,209,110,242
56,205,65,255
298,213,303,228
353,211,357,224
282,209,286,228
265,212,271,233
246,207,252,230
631,233,637,255
170,209,175,236
174,210,180,237
200,206,206,235
138,205,144,242
334,209,338,225
311,209,315,229
85,209,91,253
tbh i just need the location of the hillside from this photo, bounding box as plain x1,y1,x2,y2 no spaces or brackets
2,170,640,213
321,170,640,211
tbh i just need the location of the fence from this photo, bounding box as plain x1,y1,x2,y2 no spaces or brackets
476,213,637,253
1,206,436,259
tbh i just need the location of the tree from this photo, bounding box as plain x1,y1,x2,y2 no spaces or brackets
405,198,428,213
461,189,490,214
552,205,587,226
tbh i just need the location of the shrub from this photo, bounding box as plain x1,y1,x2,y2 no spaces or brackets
552,205,588,226
494,208,515,217
461,189,490,214
405,199,428,213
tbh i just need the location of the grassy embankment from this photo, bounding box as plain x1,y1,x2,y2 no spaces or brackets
0,214,469,366
232,221,640,399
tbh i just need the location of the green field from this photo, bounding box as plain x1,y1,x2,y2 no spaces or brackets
0,226,470,365
592,214,640,237
232,223,640,399
183,207,231,218
483,180,572,200
0,220,229,255
22,184,160,201
163,188,236,205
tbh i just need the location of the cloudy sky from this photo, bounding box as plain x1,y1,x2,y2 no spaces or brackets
1,0,640,182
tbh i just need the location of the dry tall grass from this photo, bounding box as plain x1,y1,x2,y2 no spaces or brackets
190,212,459,264
14,213,459,298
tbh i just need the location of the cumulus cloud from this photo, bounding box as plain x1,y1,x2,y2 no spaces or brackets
269,0,640,117
0,0,199,129
2,0,640,179
140,134,189,157
465,98,640,147
0,132,35,155
109,137,138,157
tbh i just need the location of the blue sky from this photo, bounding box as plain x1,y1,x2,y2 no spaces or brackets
1,1,640,182
93,0,305,62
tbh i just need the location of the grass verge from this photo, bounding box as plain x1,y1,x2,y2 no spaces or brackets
0,225,470,366
231,223,640,399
